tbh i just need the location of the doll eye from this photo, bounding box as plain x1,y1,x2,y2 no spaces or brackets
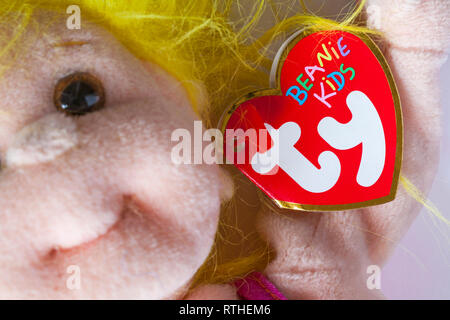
54,72,105,115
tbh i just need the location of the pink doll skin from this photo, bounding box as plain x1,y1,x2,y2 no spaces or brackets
0,1,449,299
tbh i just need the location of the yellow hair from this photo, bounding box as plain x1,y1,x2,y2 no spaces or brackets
0,0,445,291
0,0,377,121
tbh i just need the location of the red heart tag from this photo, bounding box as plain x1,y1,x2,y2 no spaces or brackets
221,30,402,211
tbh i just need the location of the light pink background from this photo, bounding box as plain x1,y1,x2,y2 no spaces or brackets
381,57,450,300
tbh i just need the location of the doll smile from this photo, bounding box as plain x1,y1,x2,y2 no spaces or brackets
41,194,153,261
44,201,126,258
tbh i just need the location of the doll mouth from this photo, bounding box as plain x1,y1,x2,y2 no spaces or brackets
45,212,123,259
43,195,138,259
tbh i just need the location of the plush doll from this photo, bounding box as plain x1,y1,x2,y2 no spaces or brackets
0,0,448,299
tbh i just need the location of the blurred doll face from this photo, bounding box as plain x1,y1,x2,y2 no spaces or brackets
0,12,231,298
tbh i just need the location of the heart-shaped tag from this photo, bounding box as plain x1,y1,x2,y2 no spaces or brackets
221,30,402,211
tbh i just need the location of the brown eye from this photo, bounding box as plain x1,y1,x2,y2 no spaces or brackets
54,72,105,115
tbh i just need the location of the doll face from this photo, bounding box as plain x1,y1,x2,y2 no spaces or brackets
0,12,231,299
